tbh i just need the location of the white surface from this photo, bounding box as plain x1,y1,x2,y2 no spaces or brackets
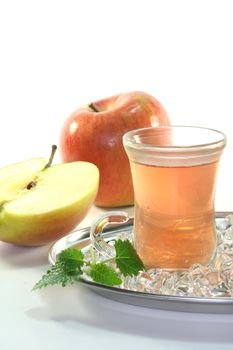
1,0,233,349
2,208,233,350
1,206,233,350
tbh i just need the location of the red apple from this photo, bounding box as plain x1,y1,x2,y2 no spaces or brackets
60,91,170,207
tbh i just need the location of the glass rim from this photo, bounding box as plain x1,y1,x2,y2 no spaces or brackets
123,125,227,152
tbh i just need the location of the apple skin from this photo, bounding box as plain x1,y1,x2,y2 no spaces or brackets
60,91,170,207
0,161,99,246
0,197,93,246
0,197,94,246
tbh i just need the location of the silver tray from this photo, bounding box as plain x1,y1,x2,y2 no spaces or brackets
49,211,233,314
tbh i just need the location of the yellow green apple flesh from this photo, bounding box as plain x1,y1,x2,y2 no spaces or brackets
60,91,170,207
0,159,99,246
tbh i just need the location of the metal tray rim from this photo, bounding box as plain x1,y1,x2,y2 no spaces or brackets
48,211,233,313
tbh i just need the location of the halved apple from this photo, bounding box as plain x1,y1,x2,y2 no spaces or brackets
0,158,99,246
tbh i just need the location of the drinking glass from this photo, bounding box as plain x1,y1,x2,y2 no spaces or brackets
123,126,226,269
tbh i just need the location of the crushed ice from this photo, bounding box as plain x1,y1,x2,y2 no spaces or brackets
85,215,233,298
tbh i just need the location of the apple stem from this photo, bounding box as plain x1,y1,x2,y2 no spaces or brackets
44,145,57,169
88,102,99,113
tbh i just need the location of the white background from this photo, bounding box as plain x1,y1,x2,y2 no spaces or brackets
1,2,233,350
0,0,233,210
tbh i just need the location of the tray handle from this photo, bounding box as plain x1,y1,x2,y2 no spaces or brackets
90,211,130,258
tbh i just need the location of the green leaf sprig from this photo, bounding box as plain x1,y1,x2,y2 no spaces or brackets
33,239,145,291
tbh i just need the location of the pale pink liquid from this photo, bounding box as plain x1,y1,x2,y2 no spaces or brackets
130,161,219,269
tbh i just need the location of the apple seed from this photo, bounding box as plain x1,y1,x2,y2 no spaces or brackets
26,181,37,190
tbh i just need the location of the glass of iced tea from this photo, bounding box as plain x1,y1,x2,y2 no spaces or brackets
123,126,226,270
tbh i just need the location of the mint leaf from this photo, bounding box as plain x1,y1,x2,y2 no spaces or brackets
33,240,145,291
114,239,145,276
58,248,84,273
32,262,82,290
32,248,84,290
90,262,122,286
